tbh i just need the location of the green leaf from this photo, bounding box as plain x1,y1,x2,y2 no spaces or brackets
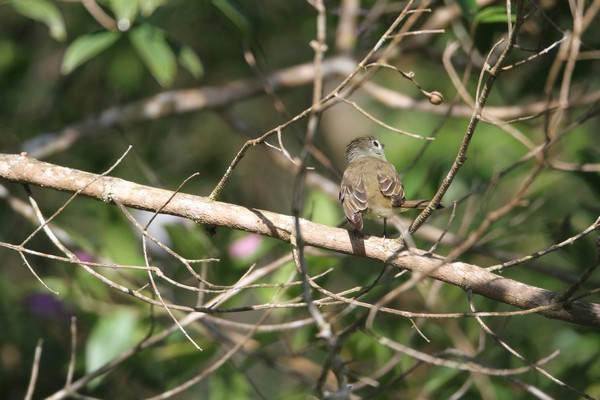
210,364,250,400
456,0,478,22
129,24,176,87
304,189,341,227
138,0,165,17
165,223,212,260
86,308,139,387
60,31,121,74
474,6,515,25
211,0,252,36
178,46,204,79
11,0,67,42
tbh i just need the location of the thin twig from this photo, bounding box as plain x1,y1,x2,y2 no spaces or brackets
24,339,43,400
488,217,600,272
410,0,525,234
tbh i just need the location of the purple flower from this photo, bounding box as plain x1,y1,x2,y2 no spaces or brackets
25,293,71,320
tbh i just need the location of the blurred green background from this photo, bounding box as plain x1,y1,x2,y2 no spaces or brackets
0,0,599,399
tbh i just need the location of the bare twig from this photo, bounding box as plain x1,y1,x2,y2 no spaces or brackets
488,217,600,272
468,289,595,400
410,0,525,234
24,339,43,400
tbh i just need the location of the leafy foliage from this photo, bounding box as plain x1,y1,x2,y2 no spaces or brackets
0,1,599,399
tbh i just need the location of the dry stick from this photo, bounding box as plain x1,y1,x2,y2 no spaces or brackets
327,0,419,99
448,378,475,400
409,1,524,234
201,313,316,333
238,49,337,178
48,318,199,399
45,248,294,399
428,201,458,254
6,209,317,315
501,378,554,400
66,317,77,386
20,56,357,159
541,1,585,145
121,172,204,350
294,0,328,335
137,218,203,350
316,314,366,396
337,95,432,140
0,242,159,271
208,106,312,201
304,272,565,320
356,353,422,395
238,49,299,166
22,182,206,319
334,0,359,52
502,36,567,71
442,41,538,152
144,312,272,400
2,153,600,327
560,237,600,303
548,159,600,173
24,339,43,400
443,102,600,249
376,335,556,377
446,161,544,262
340,0,432,98
23,185,176,317
210,0,432,201
17,231,58,294
82,0,116,30
19,35,597,165
360,77,600,120
294,2,349,397
144,255,302,399
363,62,445,105
112,201,223,290
20,145,132,247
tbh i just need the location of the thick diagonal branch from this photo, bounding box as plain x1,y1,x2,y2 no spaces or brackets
1,153,599,328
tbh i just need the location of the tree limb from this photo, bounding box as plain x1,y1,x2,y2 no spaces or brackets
1,153,599,328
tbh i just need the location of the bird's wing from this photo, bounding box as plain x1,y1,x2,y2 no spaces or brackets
377,163,405,207
339,169,368,231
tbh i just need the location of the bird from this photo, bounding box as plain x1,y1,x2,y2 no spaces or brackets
338,135,440,234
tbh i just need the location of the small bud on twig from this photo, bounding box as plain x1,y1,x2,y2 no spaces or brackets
428,91,444,105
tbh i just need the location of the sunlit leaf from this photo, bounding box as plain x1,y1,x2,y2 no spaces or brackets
100,206,145,265
11,0,67,42
60,31,121,74
86,308,139,387
474,6,515,25
165,223,212,260
129,24,176,87
304,189,340,227
139,0,165,17
178,46,204,79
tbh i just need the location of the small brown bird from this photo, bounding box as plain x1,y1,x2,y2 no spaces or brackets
339,135,439,233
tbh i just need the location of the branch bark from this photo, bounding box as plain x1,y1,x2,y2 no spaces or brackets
1,153,599,328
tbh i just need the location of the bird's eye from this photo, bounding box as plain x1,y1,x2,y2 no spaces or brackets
372,140,383,149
